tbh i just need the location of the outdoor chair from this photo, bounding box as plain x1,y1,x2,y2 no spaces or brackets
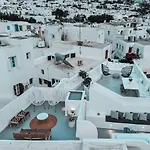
121,66,133,78
32,101,46,112
17,110,30,120
101,64,110,76
9,116,23,127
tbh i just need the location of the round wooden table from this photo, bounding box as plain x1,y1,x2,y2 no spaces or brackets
30,114,57,129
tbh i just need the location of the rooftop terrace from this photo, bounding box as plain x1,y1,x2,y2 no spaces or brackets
40,57,100,76
0,102,76,140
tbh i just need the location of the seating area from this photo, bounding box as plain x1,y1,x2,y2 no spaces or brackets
9,110,30,127
13,129,51,140
0,102,76,140
101,63,133,78
106,110,150,125
120,84,140,97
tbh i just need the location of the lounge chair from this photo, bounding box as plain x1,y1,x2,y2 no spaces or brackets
101,64,110,76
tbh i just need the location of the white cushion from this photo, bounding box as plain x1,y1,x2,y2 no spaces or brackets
111,111,118,119
125,112,133,120
139,113,147,121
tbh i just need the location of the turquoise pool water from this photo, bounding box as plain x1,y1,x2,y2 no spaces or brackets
68,92,83,100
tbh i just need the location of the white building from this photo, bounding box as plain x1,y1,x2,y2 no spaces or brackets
0,21,32,37
0,37,35,99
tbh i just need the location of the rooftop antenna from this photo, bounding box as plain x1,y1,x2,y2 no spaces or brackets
79,0,82,54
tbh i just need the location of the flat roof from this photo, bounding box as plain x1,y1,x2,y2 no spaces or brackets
39,57,100,76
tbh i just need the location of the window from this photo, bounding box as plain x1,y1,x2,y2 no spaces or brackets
120,30,123,35
47,81,52,87
130,30,132,33
122,46,124,51
65,54,69,58
47,55,51,60
27,25,31,30
52,79,55,84
14,24,19,32
7,26,10,30
108,31,110,35
116,44,118,48
26,52,31,59
13,84,20,96
119,45,121,49
71,53,75,58
44,79,48,84
39,78,42,84
29,78,33,84
13,83,24,96
41,69,44,74
136,48,139,55
9,56,17,68
19,26,23,31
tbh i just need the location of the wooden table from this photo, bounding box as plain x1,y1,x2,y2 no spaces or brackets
30,114,57,129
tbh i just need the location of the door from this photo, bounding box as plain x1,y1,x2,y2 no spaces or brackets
105,50,108,59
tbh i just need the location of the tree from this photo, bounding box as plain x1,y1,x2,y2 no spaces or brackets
52,9,69,19
88,14,114,23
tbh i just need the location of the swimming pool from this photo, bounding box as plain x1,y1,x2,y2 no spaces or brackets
68,91,83,100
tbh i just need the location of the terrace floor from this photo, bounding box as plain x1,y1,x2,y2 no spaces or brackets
97,128,124,138
97,75,122,95
0,102,76,140
97,75,139,97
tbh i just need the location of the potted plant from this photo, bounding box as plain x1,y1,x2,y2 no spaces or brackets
68,116,75,128
78,70,87,79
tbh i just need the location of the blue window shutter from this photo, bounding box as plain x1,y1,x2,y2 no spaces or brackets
7,26,10,30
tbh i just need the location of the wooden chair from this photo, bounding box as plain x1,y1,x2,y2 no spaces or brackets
9,116,23,127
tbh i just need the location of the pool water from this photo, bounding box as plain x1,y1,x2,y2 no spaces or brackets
68,92,83,100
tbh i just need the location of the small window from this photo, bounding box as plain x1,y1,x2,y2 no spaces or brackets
19,26,23,31
47,81,52,87
122,46,124,51
44,79,48,84
71,53,75,58
26,52,31,59
52,56,54,59
119,45,121,49
41,69,44,74
108,31,110,35
29,78,33,84
39,78,42,84
27,25,31,30
130,30,132,33
116,43,118,48
9,56,17,68
47,55,51,60
65,54,69,58
7,26,10,30
13,83,24,96
52,79,55,84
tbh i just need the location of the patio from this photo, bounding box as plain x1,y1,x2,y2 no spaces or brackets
0,102,76,140
97,75,140,97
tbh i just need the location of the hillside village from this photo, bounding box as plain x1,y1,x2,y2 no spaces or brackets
0,0,150,150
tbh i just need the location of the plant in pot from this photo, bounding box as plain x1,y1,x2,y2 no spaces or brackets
79,70,87,79
68,112,76,128
83,77,92,87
